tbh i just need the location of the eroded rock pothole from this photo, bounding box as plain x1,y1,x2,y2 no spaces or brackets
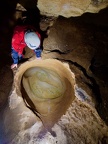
15,59,75,130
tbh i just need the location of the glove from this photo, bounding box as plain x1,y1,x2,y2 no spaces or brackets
36,57,42,60
11,64,18,69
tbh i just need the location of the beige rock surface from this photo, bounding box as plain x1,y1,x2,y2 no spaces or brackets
2,59,108,144
42,15,108,126
14,59,75,130
37,0,108,17
0,1,108,143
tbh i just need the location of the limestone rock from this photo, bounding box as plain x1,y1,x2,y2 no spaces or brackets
37,0,108,17
14,59,75,130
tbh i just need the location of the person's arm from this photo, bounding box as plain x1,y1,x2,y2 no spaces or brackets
11,29,25,69
12,33,26,55
11,48,23,69
34,31,42,59
11,48,18,69
34,48,42,59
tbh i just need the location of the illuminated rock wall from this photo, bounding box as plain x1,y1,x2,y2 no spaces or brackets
37,0,108,17
15,59,75,130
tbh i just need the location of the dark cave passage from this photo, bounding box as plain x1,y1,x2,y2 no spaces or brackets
0,2,43,143
0,0,41,107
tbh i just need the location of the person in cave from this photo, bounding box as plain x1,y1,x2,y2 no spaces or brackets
11,19,42,69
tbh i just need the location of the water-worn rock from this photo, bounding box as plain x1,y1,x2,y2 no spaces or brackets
37,0,108,17
15,59,75,130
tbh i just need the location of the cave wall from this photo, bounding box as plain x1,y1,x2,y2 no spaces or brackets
0,0,108,143
37,0,108,17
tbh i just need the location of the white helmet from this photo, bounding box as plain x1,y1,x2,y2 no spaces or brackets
24,32,40,50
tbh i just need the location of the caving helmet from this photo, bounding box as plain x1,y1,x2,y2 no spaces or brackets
24,31,40,50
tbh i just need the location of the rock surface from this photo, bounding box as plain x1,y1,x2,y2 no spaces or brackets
37,0,108,17
0,1,108,144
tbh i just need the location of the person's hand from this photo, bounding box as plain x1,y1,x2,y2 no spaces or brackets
11,64,18,69
36,57,42,60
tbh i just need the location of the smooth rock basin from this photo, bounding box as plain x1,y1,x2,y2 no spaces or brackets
23,67,66,99
15,59,75,130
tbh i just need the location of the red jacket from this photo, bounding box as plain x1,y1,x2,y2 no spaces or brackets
12,25,41,55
